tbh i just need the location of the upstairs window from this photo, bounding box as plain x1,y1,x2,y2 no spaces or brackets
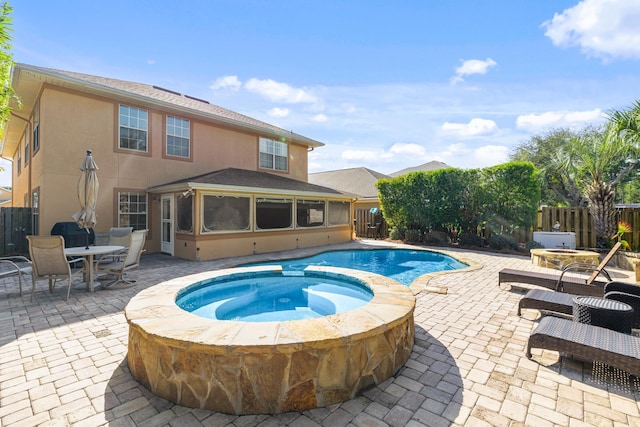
119,105,148,152
166,116,190,158
259,138,288,171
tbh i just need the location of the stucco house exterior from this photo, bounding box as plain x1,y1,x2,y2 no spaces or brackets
1,64,354,260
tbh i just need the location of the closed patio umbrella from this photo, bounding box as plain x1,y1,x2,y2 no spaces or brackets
72,150,99,249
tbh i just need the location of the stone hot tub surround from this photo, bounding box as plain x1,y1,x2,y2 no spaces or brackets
124,265,415,415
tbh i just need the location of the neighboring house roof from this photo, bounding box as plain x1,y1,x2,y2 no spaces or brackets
149,168,347,198
390,160,450,177
2,64,324,158
308,167,390,199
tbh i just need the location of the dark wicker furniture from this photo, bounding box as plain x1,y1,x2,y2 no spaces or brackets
526,316,640,377
572,296,634,333
518,281,640,329
500,242,621,295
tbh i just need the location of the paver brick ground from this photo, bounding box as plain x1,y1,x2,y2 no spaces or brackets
1,239,639,426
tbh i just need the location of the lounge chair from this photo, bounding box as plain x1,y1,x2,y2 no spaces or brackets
526,316,640,377
518,281,640,328
499,242,621,296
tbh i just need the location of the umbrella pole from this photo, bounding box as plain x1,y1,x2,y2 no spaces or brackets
85,228,90,250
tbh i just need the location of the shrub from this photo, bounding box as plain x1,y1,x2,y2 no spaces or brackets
488,234,519,251
423,231,450,246
389,227,405,241
525,240,545,250
458,232,484,247
404,229,422,243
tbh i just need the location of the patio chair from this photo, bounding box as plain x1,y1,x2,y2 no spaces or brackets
108,227,133,247
96,229,147,287
517,281,640,329
27,235,87,301
0,256,33,296
499,242,621,296
526,316,640,378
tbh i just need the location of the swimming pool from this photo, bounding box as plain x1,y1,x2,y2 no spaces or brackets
242,249,468,286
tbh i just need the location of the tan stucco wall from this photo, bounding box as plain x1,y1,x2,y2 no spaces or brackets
12,85,313,239
185,226,353,261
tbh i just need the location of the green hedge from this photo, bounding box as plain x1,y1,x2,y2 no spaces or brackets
376,162,541,242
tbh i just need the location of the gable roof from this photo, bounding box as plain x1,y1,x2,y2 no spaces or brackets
2,63,324,157
390,160,450,177
308,167,390,199
149,168,348,198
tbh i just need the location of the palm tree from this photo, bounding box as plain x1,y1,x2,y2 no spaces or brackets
562,104,640,247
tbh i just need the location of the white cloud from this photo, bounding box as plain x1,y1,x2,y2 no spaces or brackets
437,143,509,169
146,59,156,65
245,78,318,104
388,143,427,157
210,75,242,91
542,0,640,60
268,107,289,118
312,114,328,122
451,58,497,84
473,145,510,165
440,118,499,138
516,108,604,131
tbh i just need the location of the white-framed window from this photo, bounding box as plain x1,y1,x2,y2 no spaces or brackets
119,105,148,152
259,137,288,171
201,194,251,233
166,116,190,158
255,197,292,230
118,191,148,230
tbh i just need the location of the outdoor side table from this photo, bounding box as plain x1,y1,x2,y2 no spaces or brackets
572,296,634,334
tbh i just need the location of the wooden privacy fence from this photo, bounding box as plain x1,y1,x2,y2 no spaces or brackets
539,206,640,249
354,208,388,239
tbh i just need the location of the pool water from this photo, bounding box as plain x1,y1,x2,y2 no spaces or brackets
243,249,467,286
176,272,373,322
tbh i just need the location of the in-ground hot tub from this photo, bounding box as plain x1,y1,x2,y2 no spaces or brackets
125,266,415,415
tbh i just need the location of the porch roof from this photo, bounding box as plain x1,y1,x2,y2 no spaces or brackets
148,168,352,199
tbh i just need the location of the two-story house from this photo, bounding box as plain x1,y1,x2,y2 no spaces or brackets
1,64,354,261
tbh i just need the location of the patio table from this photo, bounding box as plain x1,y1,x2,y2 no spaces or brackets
65,245,124,291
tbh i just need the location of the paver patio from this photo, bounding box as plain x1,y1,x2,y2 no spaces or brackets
1,239,639,426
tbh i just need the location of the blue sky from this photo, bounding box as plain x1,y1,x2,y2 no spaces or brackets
4,0,640,186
